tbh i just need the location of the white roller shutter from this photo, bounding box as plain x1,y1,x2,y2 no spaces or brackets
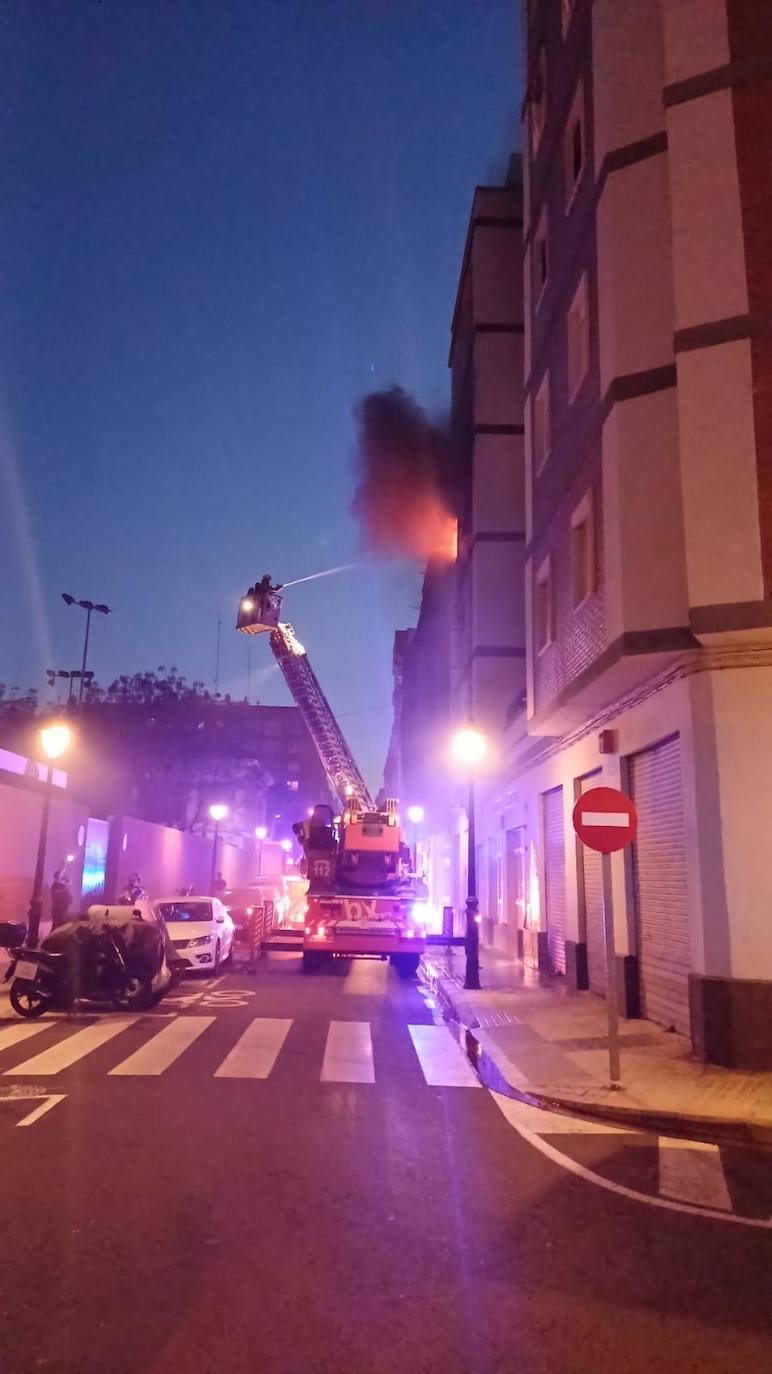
580,773,606,996
630,734,690,1035
543,786,566,974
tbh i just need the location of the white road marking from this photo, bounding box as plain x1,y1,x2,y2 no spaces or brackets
109,1016,214,1076
492,1091,771,1229
214,1017,292,1079
16,1093,66,1127
0,1021,54,1053
581,812,630,828
659,1136,732,1211
321,1021,375,1083
6,1017,139,1076
408,1024,482,1088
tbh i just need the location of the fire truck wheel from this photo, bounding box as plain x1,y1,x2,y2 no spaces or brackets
392,954,420,980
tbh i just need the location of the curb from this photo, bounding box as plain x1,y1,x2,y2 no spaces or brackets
420,959,772,1150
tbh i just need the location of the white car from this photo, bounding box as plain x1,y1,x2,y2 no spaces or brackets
154,896,235,974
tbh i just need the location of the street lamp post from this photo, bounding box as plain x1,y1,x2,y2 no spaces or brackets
254,825,268,875
28,723,73,945
209,803,228,894
406,804,425,873
61,595,111,704
451,726,488,991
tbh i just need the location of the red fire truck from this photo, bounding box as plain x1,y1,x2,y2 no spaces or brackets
237,579,426,976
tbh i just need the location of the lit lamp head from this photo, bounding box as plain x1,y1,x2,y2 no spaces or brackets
280,839,293,853
209,803,228,823
450,726,487,769
40,722,73,761
254,825,268,841
406,805,425,825
241,598,254,613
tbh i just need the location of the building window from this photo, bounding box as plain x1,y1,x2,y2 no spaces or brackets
530,51,546,154
571,492,595,607
565,85,585,207
534,210,548,302
567,275,589,401
561,0,575,35
535,557,553,653
533,376,551,474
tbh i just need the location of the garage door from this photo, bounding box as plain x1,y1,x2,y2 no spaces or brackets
543,786,566,974
579,774,606,996
629,734,690,1034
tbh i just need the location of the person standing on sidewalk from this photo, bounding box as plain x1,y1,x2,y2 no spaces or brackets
50,868,73,928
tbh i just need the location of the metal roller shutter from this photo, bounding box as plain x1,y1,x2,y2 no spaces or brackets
543,786,566,974
630,734,690,1035
580,774,606,996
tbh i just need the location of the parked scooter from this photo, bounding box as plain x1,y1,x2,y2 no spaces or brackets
7,923,155,1018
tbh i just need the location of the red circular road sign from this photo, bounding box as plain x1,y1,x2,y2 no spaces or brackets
572,785,637,854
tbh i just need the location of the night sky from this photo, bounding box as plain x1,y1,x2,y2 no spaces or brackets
0,0,521,789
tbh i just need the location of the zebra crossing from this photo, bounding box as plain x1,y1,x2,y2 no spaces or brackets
0,1015,480,1088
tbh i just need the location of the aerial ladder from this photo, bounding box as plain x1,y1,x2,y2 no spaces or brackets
237,578,426,975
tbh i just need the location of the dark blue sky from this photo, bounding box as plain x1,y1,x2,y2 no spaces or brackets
0,0,520,787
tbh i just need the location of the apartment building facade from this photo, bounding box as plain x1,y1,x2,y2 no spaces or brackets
467,0,772,1067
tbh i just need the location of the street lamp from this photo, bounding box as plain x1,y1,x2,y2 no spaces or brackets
254,824,268,875
209,803,228,894
28,722,73,944
450,726,488,990
406,804,425,872
61,594,111,704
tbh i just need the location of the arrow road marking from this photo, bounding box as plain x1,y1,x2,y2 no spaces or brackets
16,1094,66,1127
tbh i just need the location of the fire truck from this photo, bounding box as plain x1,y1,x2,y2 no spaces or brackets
237,579,427,976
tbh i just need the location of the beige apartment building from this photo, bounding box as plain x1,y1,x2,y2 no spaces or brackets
392,0,772,1069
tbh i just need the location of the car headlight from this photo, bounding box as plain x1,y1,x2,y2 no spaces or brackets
187,935,212,948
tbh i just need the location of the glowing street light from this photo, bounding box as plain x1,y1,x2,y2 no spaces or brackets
28,721,73,944
208,803,229,894
450,724,488,990
280,839,293,853
254,824,268,875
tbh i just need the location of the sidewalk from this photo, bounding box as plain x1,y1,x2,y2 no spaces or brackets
422,946,772,1146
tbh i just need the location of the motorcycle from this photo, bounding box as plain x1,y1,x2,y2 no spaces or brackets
7,923,155,1019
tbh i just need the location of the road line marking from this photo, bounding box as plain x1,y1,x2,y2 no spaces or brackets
16,1093,66,1127
109,1016,214,1076
214,1018,292,1079
6,1018,139,1076
321,1021,375,1083
658,1136,732,1211
492,1092,771,1229
408,1024,482,1088
0,1022,54,1053
581,812,630,827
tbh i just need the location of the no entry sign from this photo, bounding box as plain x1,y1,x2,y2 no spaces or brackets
572,785,637,854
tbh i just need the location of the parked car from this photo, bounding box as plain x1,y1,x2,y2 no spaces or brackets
154,896,235,974
223,878,288,940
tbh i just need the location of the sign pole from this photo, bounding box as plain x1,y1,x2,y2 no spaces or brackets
601,851,621,1088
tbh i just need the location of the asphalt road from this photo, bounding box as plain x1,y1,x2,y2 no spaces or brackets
0,955,770,1374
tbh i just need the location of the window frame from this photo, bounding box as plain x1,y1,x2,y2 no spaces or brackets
535,556,554,655
567,274,590,403
564,82,586,211
533,374,551,476
570,490,595,610
533,208,549,305
530,50,547,155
